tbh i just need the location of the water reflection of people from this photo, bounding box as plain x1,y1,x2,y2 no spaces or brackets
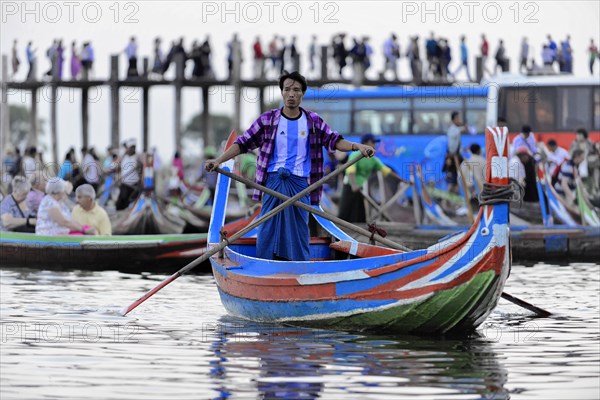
207,317,509,399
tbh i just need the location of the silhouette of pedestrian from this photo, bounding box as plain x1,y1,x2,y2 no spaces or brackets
125,36,139,78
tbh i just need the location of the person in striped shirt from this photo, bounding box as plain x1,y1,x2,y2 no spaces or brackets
206,71,374,261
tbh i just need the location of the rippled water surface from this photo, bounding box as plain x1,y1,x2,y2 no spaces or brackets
1,263,598,399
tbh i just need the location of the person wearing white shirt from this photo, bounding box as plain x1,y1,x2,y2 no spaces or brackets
541,139,570,184
115,139,141,210
21,146,38,180
81,147,100,191
511,125,537,157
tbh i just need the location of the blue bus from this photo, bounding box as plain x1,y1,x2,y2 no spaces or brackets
302,85,489,183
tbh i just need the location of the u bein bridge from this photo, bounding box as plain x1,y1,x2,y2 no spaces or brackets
0,46,462,164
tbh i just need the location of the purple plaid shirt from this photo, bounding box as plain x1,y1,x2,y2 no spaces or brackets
235,107,343,205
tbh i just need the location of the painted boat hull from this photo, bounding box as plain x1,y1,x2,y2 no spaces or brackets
216,271,505,335
208,128,512,335
0,231,208,272
1,209,259,273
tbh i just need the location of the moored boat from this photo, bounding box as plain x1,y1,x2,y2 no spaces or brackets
207,127,513,335
111,192,187,235
1,210,258,273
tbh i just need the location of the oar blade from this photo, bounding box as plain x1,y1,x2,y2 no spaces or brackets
121,272,181,316
501,292,552,317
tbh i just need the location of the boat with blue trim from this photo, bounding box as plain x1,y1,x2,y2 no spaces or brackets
207,127,512,335
0,209,258,273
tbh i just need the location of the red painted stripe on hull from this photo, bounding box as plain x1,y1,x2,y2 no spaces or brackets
213,246,505,302
351,247,504,301
213,273,338,299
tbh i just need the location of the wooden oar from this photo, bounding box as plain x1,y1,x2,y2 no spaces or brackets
120,152,367,316
216,168,551,317
371,183,410,221
361,189,394,222
214,167,411,252
500,292,551,317
454,155,474,224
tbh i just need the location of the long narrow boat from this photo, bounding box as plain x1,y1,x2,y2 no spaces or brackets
207,127,512,335
0,210,257,273
111,192,187,235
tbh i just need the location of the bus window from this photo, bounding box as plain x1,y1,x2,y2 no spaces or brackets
413,96,463,110
465,97,487,133
317,111,351,133
559,87,592,130
595,88,600,130
502,88,531,131
301,99,351,133
354,98,411,110
465,109,487,133
413,110,452,134
532,87,556,131
353,110,410,135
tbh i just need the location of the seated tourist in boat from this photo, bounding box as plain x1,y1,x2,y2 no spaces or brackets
540,139,570,186
72,184,112,235
205,71,374,261
554,149,585,208
36,178,97,236
511,125,538,158
0,176,36,233
509,146,538,203
26,173,47,215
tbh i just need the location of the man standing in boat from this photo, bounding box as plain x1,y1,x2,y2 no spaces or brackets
205,71,374,261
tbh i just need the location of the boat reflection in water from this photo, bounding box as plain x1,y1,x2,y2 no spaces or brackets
205,316,509,399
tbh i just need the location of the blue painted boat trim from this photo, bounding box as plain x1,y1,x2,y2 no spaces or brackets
536,180,551,227
217,288,398,320
209,164,233,244
312,205,356,242
220,246,425,277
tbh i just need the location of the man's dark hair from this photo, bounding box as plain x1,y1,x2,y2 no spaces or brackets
576,128,588,139
521,125,531,134
451,111,460,121
279,71,307,93
547,139,557,148
469,143,481,154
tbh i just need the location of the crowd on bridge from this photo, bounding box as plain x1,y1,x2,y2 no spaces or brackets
8,31,600,83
